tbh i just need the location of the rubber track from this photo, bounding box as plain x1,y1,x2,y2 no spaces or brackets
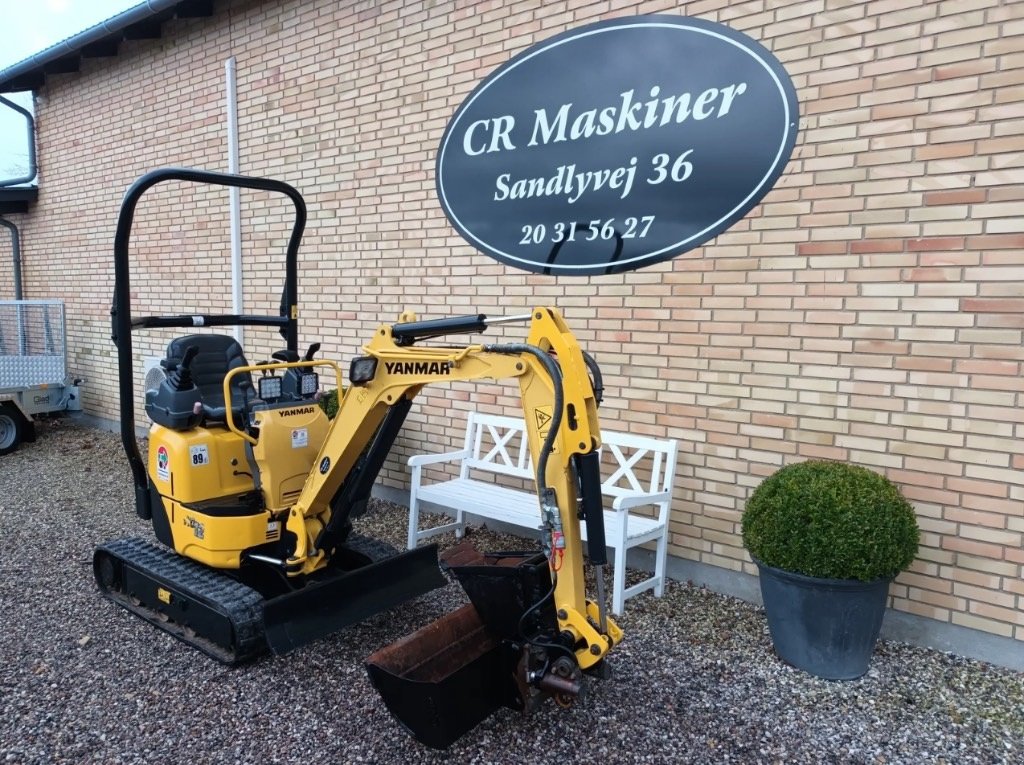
95,537,266,665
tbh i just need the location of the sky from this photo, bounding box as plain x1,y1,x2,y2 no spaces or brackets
0,0,138,183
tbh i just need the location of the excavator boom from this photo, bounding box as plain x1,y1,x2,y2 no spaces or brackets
347,308,623,747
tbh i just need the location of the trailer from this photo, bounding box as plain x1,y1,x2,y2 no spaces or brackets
0,299,81,454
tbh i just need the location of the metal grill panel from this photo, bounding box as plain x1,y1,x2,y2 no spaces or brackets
0,300,67,389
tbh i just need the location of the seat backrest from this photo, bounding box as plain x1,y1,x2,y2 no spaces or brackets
165,334,253,414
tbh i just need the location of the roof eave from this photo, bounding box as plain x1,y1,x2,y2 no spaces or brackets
0,0,215,94
0,187,39,214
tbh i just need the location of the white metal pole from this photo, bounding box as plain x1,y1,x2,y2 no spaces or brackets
226,57,243,345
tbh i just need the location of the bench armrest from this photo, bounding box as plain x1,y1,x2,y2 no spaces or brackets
611,490,671,512
408,449,471,468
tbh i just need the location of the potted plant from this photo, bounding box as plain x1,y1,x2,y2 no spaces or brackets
741,460,920,680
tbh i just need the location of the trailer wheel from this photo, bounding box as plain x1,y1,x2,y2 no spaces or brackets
0,404,24,455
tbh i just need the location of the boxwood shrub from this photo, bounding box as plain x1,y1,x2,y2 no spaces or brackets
319,388,341,419
741,460,920,582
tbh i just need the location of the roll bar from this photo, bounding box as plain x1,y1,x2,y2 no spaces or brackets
111,167,307,516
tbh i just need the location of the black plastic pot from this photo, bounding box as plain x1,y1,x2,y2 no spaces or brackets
755,560,890,680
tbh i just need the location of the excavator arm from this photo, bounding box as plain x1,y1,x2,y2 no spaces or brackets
272,306,622,749
216,305,622,746
282,307,619,657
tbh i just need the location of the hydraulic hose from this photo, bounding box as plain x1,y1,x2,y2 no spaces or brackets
486,341,610,664
482,342,563,499
581,350,603,406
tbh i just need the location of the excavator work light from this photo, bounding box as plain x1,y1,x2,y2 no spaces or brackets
259,374,283,400
300,371,319,396
349,356,377,385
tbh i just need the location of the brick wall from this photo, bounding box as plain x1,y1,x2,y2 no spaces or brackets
16,0,1024,642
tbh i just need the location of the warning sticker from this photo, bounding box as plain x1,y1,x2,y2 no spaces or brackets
156,446,170,482
292,428,309,449
534,407,553,439
189,444,210,467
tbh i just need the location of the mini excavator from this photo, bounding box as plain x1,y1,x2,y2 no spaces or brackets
98,168,622,748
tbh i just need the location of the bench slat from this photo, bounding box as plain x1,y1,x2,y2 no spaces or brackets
417,479,665,542
407,412,677,616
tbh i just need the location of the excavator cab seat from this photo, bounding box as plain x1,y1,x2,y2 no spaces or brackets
163,334,254,426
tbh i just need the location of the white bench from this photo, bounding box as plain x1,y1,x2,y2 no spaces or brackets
407,412,678,615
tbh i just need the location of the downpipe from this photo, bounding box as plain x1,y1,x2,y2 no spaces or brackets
0,95,37,188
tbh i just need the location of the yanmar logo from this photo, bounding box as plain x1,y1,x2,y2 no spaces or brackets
384,361,452,375
280,406,317,417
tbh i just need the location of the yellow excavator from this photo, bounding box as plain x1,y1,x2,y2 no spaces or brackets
98,168,622,748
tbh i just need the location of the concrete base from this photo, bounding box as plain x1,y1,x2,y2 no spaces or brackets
72,411,133,434
376,483,1024,673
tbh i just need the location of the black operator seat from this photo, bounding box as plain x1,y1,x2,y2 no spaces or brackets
165,334,254,424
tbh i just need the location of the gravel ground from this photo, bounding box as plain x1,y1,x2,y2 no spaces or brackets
1,417,1022,764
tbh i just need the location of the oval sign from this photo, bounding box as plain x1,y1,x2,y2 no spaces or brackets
436,15,800,276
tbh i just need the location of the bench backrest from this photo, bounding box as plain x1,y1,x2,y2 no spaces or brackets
462,413,534,481
462,413,678,504
598,429,678,505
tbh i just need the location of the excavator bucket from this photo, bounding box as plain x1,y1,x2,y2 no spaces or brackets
264,544,446,655
366,544,555,749
365,603,519,749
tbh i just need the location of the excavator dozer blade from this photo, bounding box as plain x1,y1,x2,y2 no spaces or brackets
365,544,554,750
263,544,445,655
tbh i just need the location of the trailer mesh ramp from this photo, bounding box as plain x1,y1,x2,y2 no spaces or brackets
0,300,66,389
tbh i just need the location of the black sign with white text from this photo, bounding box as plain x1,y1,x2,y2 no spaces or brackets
436,15,800,276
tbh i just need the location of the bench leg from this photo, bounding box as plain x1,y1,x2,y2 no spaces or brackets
407,494,421,550
611,542,626,617
455,507,465,539
611,514,632,615
407,468,425,550
654,526,668,597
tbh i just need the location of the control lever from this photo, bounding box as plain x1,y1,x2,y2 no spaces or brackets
168,345,199,392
